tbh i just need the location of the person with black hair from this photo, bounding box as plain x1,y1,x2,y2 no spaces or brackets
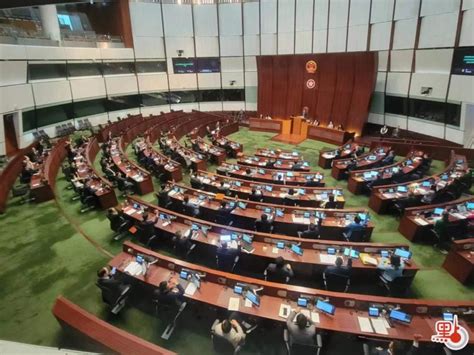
286,308,316,346
173,230,193,259
255,213,273,233
265,256,294,282
154,277,185,306
211,316,246,349
323,194,337,209
363,334,421,355
324,256,352,278
249,188,263,202
345,215,364,240
298,223,320,239
378,254,404,282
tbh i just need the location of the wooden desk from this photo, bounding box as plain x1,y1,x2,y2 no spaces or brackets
347,151,424,195
238,155,310,172
331,146,391,180
217,163,325,187
52,296,175,355
249,117,286,133
308,126,355,145
398,196,474,242
256,149,302,161
124,197,412,280
194,171,344,208
166,183,373,240
97,114,144,142
110,241,474,344
442,239,474,285
369,152,470,214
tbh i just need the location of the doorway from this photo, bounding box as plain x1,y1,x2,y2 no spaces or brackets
3,113,19,157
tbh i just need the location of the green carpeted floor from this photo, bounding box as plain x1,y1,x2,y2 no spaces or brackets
0,128,472,354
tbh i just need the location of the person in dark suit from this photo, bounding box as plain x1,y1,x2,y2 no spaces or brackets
255,213,273,233
217,181,230,196
382,150,395,165
324,256,352,278
138,211,158,242
323,194,337,209
216,201,236,225
249,188,263,202
173,230,193,259
154,277,185,306
216,241,241,271
190,173,203,189
97,266,129,305
265,256,294,282
182,195,199,217
298,223,320,239
265,159,276,168
345,216,364,240
157,184,172,208
362,334,421,355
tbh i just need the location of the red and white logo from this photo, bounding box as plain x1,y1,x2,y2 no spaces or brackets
306,79,316,89
431,315,469,351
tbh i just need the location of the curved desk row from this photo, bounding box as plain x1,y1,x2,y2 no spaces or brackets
238,155,311,172
331,146,391,180
442,238,474,285
194,170,344,208
109,242,473,344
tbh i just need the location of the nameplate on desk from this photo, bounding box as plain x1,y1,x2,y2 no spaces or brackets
292,216,307,224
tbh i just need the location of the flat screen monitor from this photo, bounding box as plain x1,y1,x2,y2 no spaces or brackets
277,242,285,249
234,285,243,294
389,309,412,324
196,57,220,73
172,58,196,74
238,202,246,209
369,307,379,317
179,270,188,280
264,207,272,214
245,291,260,306
397,186,408,193
297,298,308,307
451,47,474,75
434,208,444,215
220,235,231,242
291,244,303,256
443,313,454,321
422,181,431,187
316,300,335,315
466,202,474,210
394,248,412,259
242,234,253,244
327,247,336,255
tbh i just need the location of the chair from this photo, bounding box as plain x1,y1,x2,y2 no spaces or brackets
11,184,35,205
117,178,135,197
284,197,297,206
216,252,239,272
96,282,131,315
283,328,322,355
264,268,290,284
379,275,413,297
342,229,367,242
152,294,187,340
323,272,350,292
109,215,133,241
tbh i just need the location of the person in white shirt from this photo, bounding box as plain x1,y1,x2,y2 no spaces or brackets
327,121,334,129
212,316,246,349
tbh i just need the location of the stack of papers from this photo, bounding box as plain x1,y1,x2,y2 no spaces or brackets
358,316,374,333
185,282,197,296
360,253,378,266
414,217,429,226
124,262,144,276
370,318,389,335
228,297,240,311
319,254,338,264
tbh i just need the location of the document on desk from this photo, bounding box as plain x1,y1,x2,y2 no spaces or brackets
414,217,429,226
319,254,338,264
357,316,374,333
244,298,252,308
228,297,240,311
123,207,136,216
278,304,291,318
124,261,143,276
185,282,197,296
311,312,320,323
272,247,279,254
450,212,467,220
370,318,389,335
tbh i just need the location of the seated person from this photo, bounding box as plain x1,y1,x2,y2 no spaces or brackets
292,161,305,171
434,210,452,253
346,158,358,172
327,121,334,129
211,315,246,350
173,230,193,259
344,216,365,240
216,241,241,271
255,213,273,233
265,256,294,282
249,188,263,202
363,334,421,355
190,173,203,190
284,188,298,205
157,184,172,208
265,159,276,168
138,211,158,242
305,176,322,187
154,276,185,306
377,254,404,282
106,207,131,234
217,181,230,196
182,195,200,217
323,194,337,209
97,266,129,305
324,256,352,278
286,309,317,347
298,223,320,239
382,150,395,165
216,200,237,225
420,184,437,205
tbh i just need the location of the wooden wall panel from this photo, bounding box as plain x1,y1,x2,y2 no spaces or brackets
256,52,377,135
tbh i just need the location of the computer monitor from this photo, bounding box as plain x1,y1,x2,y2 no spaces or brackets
358,213,368,221
369,307,379,317
220,235,231,242
297,297,308,307
159,213,167,220
191,223,199,231
245,291,260,307
381,250,389,258
298,189,305,194
264,207,272,214
363,172,373,179
422,181,431,187
234,285,243,294
303,212,311,218
179,270,189,280
231,233,239,240
277,242,285,249
234,181,241,187
368,155,377,161
394,248,412,259
265,185,273,192
443,313,454,321
441,174,449,181
389,309,412,324
133,203,140,210
350,250,359,258
229,201,236,208
316,300,336,315
238,202,247,209
397,186,408,193
433,208,444,215
286,172,294,177
327,248,336,255
276,209,284,217
467,202,474,210
198,194,206,200
258,169,265,175
242,234,253,244
291,244,303,256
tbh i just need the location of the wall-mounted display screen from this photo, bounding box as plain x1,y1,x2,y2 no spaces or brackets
172,58,196,74
197,57,221,73
452,47,474,76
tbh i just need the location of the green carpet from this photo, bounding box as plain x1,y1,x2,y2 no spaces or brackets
0,127,472,353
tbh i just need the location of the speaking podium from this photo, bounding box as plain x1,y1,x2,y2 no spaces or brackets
271,116,308,144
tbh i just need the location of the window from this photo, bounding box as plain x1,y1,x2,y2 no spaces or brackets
57,14,73,30
198,89,222,102
73,99,107,117
408,98,461,127
35,104,73,128
67,62,102,77
168,91,199,104
141,93,169,106
28,63,67,81
222,89,245,101
196,58,220,73
135,61,167,73
369,92,384,114
101,62,135,75
106,95,141,111
384,95,408,116
22,110,36,132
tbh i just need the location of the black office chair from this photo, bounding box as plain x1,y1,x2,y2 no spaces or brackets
283,329,322,355
284,197,297,206
322,272,350,292
96,282,131,315
216,252,239,272
255,220,274,234
264,268,290,284
117,178,135,197
108,214,133,241
342,229,367,242
379,275,413,297
152,290,187,340
80,190,98,213
215,212,233,226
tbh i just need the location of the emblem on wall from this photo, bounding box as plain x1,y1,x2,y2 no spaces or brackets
305,60,317,73
306,79,316,89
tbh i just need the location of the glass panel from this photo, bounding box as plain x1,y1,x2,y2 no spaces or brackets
408,98,461,126
73,99,107,117
141,93,169,106
222,89,245,101
36,104,73,128
198,89,222,102
22,110,36,132
101,62,135,75
67,62,102,77
106,95,141,111
28,64,67,81
369,92,385,114
135,61,167,73
196,57,221,73
168,91,199,104
385,95,408,116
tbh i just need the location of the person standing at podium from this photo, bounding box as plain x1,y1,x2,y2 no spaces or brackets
302,106,309,119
